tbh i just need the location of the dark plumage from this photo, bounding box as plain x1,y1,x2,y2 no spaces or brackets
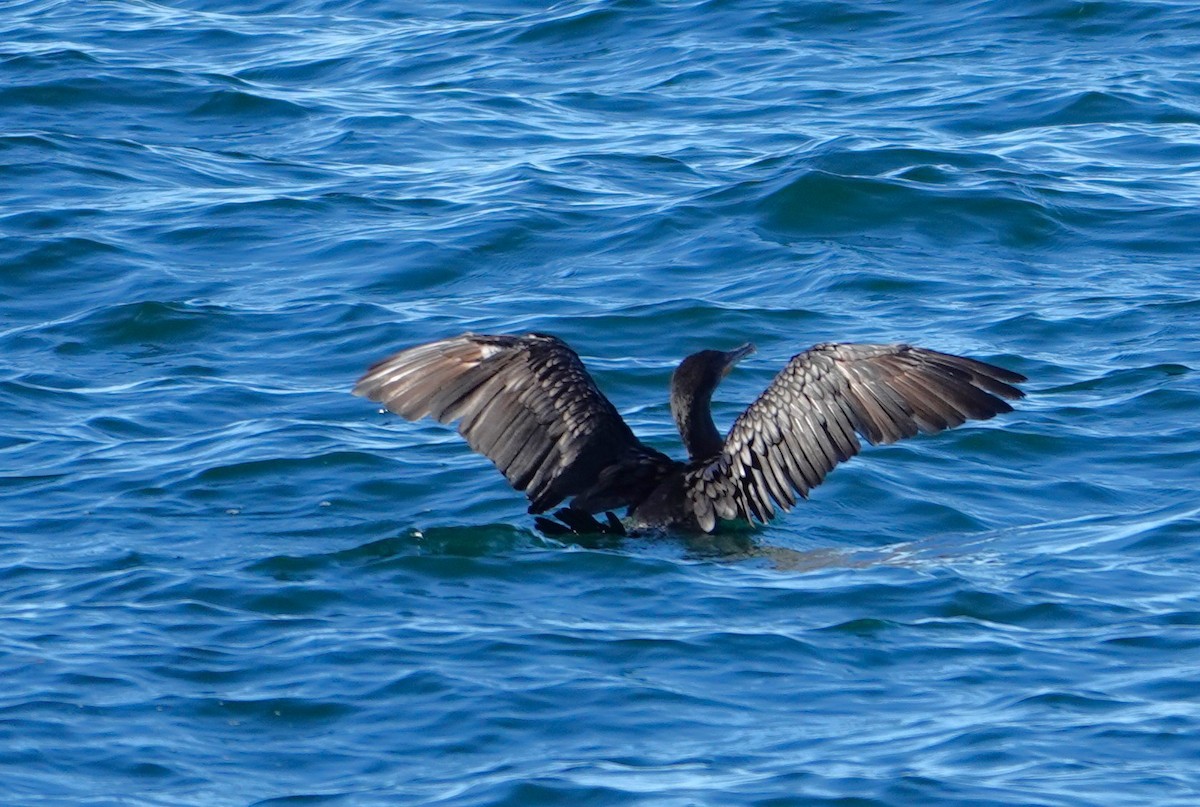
354,333,1025,533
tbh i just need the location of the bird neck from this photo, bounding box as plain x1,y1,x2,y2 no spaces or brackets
672,390,724,462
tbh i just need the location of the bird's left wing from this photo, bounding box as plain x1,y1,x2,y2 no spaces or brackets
354,333,672,514
683,343,1026,532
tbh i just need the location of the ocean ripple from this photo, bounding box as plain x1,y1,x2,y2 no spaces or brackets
3,0,1200,805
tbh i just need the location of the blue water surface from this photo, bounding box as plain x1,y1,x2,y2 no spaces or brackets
3,1,1200,804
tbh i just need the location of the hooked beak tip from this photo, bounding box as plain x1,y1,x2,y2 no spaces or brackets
731,342,756,361
721,342,756,375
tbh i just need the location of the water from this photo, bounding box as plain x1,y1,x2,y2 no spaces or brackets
3,0,1200,804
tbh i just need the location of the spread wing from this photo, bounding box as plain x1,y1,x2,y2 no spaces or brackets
354,333,673,514
684,343,1026,532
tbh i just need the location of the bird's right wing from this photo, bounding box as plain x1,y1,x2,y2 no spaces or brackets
354,333,672,514
684,343,1026,532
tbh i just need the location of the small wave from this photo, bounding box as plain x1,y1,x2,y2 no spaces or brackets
946,88,1200,136
189,88,312,121
757,167,1061,247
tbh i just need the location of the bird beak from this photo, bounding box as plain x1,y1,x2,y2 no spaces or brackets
721,342,756,375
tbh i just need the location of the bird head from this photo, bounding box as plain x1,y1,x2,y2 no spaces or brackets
670,343,756,412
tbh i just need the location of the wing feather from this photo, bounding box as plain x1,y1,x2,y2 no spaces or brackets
355,333,672,514
685,343,1025,530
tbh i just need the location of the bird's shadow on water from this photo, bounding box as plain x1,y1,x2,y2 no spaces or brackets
615,527,905,571
531,511,910,570
250,517,964,580
413,525,881,572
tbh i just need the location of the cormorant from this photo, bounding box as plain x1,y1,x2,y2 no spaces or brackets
354,333,1025,534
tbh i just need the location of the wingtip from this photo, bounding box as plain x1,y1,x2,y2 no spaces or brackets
351,374,380,400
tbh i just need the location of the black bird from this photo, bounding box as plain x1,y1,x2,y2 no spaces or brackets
354,333,1025,534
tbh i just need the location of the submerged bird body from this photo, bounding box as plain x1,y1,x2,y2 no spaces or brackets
354,333,1025,533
